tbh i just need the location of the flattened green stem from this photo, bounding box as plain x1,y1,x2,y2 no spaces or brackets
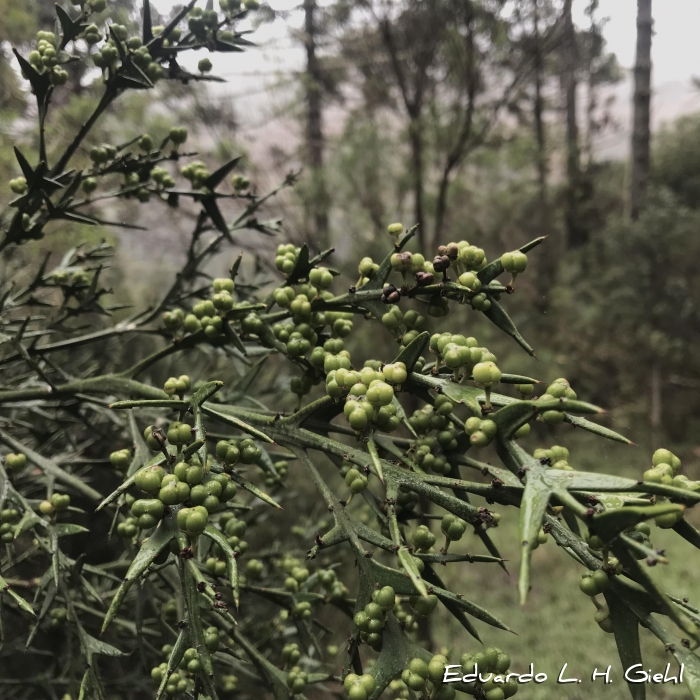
366,432,384,483
0,375,167,405
0,428,102,501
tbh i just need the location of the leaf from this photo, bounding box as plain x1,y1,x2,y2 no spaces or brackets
156,629,189,700
591,503,685,542
407,372,482,416
492,398,602,439
202,197,233,241
201,405,274,444
142,0,153,43
13,509,42,538
190,380,224,406
110,399,187,410
102,518,175,633
366,433,384,483
203,525,239,607
604,591,645,700
670,645,700,699
285,244,311,284
56,5,86,43
82,632,126,658
56,523,89,537
517,463,552,605
223,319,247,356
673,519,700,551
0,574,35,616
499,373,541,385
420,565,481,641
95,450,177,513
610,542,700,644
206,155,242,189
482,298,535,357
478,235,547,285
396,549,428,598
392,332,429,372
12,49,52,101
564,414,634,445
227,469,282,509
78,668,106,700
14,147,34,181
392,396,417,438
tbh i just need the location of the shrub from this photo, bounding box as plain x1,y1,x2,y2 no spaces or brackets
1,3,699,700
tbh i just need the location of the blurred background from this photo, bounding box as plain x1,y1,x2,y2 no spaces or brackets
2,1,699,697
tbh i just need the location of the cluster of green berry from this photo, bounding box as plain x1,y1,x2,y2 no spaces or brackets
500,250,528,284
533,445,573,470
151,635,220,696
344,466,369,494
27,31,68,85
180,161,211,189
356,256,379,287
536,378,577,425
579,569,610,597
275,244,302,274
464,417,499,448
338,365,399,432
39,493,71,516
217,512,248,555
0,508,19,543
286,666,308,694
412,437,451,474
178,278,237,337
343,673,376,700
281,561,309,592
317,568,349,601
642,448,697,528
380,308,428,350
282,642,301,665
642,448,683,485
353,585,396,649
49,607,68,627
215,437,262,466
129,432,238,535
9,177,28,195
440,513,467,552
399,655,454,700
460,647,517,699
3,452,26,470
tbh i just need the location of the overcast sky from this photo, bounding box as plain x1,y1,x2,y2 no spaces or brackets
150,0,700,157
573,0,700,85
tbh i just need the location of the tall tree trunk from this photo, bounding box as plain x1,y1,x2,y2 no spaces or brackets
562,0,584,248
630,0,653,221
533,0,555,308
303,0,329,251
408,120,427,251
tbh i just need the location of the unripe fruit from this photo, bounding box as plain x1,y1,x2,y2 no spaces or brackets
472,361,501,387
579,574,600,596
5,453,27,470
135,465,165,494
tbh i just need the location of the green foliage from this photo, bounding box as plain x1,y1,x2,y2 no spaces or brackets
0,3,699,700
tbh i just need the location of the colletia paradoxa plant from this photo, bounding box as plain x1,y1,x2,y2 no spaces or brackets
1,3,700,700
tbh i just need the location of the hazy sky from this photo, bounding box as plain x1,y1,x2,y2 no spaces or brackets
572,0,700,85
151,0,700,87
150,0,700,157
